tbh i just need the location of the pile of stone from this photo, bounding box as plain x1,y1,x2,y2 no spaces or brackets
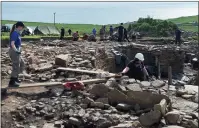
7,76,198,128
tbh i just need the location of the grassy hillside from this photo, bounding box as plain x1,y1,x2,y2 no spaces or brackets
167,15,198,24
167,15,198,32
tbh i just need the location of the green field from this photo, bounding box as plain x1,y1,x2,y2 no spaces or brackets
167,15,198,32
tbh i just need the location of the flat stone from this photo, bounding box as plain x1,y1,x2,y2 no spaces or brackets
116,103,131,111
182,94,194,99
97,120,112,128
90,102,104,109
162,126,185,128
95,98,109,104
128,78,136,84
151,80,165,88
126,84,142,91
69,117,82,126
29,126,37,128
16,124,25,128
140,81,151,87
139,110,161,126
165,110,181,125
105,78,117,87
42,123,54,128
54,121,62,127
110,123,133,128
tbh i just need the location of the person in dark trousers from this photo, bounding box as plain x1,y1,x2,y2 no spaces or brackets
121,53,150,81
60,27,65,40
124,28,130,42
118,23,124,42
175,28,181,45
109,26,114,36
68,29,72,36
9,22,27,87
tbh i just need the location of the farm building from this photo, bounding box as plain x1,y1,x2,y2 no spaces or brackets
34,26,60,35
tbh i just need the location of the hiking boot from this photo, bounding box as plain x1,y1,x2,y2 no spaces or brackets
8,77,20,87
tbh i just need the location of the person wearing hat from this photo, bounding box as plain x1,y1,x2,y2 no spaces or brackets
60,27,65,40
121,53,149,81
9,22,26,87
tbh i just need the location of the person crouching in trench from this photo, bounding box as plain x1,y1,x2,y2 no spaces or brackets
121,53,150,81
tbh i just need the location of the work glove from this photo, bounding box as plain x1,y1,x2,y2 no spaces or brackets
15,50,21,54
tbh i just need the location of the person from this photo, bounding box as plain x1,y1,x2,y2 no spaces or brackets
92,28,96,36
83,33,89,40
9,22,27,87
175,28,181,45
60,27,65,40
68,29,72,36
118,23,124,42
124,28,130,42
72,31,79,41
88,34,97,42
121,53,150,81
100,26,105,41
109,25,114,36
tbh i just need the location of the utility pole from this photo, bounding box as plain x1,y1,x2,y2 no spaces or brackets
54,12,56,26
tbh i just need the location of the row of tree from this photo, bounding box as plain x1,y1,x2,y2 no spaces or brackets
127,17,178,37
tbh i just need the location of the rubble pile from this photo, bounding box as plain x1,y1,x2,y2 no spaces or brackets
3,76,198,128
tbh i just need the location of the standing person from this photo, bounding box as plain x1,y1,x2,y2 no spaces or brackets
60,27,65,40
92,28,96,36
124,28,130,42
68,29,72,36
100,26,105,41
72,31,79,41
9,22,27,87
175,28,181,45
121,53,150,81
118,23,124,42
109,25,114,36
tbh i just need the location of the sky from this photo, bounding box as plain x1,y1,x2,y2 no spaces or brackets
2,2,198,24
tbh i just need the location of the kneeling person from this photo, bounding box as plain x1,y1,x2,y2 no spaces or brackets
72,31,79,41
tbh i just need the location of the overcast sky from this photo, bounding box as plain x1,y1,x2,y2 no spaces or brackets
2,2,198,24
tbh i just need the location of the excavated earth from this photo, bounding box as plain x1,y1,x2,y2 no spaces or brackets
1,40,198,128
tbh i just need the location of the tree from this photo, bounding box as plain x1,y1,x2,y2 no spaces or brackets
127,24,132,31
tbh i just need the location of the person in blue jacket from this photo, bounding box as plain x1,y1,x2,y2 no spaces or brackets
92,28,96,36
9,22,26,87
109,26,114,36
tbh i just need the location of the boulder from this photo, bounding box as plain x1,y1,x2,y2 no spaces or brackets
90,102,104,109
154,99,167,116
126,91,170,109
90,84,110,97
107,89,128,105
105,78,117,87
126,84,142,91
176,89,188,96
165,111,181,125
55,54,72,67
139,110,161,126
151,80,165,88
